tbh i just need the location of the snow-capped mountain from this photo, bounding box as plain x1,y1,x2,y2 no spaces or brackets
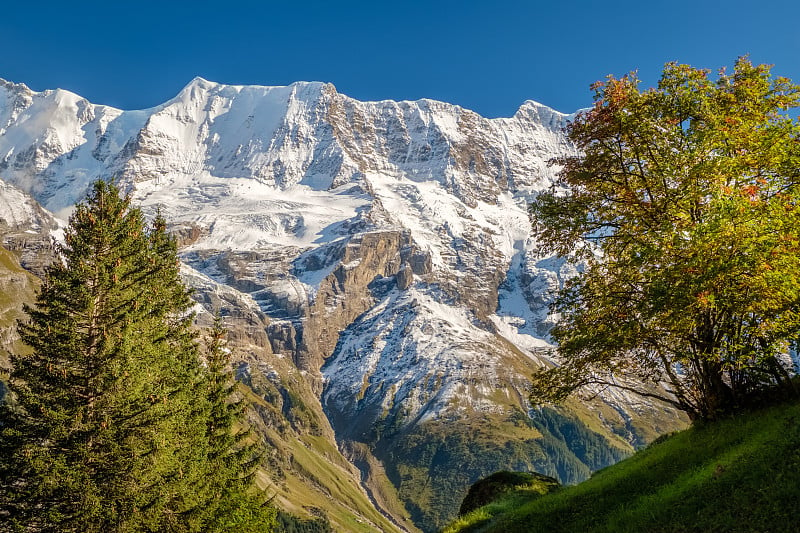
0,77,686,532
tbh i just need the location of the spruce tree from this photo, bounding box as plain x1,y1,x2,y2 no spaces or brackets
0,181,274,532
197,317,273,532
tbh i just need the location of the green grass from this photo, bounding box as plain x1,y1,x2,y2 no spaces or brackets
0,245,39,370
252,420,406,533
0,246,37,325
443,398,800,533
380,407,636,533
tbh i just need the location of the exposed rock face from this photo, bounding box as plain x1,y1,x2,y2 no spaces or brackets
0,180,59,277
0,78,688,531
303,231,418,369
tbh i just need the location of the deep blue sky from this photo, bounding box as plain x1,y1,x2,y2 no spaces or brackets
2,0,798,117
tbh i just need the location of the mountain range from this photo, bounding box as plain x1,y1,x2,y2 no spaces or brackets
0,77,687,532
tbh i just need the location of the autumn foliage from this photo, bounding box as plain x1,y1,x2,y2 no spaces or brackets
530,58,800,420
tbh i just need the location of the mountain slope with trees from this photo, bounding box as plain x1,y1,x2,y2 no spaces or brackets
0,77,688,531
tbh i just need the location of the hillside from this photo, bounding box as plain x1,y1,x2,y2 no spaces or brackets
0,245,39,372
444,397,800,533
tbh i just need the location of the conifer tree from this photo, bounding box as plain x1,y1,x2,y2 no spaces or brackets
196,316,274,532
0,181,274,532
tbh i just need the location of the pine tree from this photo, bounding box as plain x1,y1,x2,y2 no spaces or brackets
197,316,274,532
0,181,274,532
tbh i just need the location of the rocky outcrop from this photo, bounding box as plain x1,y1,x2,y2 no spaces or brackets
302,231,422,369
458,471,560,516
169,222,208,247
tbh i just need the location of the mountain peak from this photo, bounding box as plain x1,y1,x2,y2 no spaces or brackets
186,75,217,89
514,99,566,117
0,78,33,95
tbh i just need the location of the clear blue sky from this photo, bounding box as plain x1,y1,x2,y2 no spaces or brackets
1,0,798,117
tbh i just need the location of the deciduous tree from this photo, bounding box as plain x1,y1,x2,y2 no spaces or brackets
529,58,800,420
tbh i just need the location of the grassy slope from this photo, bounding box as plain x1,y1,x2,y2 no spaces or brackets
241,376,412,533
444,398,800,533
0,245,39,371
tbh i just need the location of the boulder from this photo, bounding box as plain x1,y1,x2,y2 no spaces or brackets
458,470,560,516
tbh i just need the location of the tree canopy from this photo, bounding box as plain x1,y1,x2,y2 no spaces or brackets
529,58,800,420
0,181,274,531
